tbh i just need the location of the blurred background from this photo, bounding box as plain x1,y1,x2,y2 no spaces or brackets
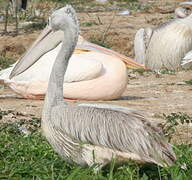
0,0,189,62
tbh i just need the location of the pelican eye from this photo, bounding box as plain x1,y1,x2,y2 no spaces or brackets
66,8,71,14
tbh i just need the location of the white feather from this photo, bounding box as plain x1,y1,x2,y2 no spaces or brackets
181,50,192,69
134,28,153,65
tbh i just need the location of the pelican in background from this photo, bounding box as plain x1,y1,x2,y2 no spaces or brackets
0,19,144,101
3,0,28,34
10,0,28,10
10,5,176,169
134,6,192,70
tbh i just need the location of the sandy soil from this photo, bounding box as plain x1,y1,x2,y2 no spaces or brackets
0,0,191,142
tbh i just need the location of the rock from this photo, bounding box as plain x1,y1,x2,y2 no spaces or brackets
176,82,187,85
95,0,108,4
18,126,31,136
118,10,131,15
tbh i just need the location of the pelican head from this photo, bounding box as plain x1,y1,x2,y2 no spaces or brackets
177,2,192,18
175,7,188,18
49,5,78,32
9,6,78,79
9,6,76,79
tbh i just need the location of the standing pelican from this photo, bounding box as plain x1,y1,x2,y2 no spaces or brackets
10,0,28,10
134,7,192,70
10,5,176,168
3,0,28,34
0,22,144,101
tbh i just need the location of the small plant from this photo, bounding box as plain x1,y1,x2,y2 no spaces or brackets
81,21,98,27
133,69,152,75
0,56,15,70
0,109,14,120
160,69,176,75
162,113,192,143
184,80,192,85
89,35,112,48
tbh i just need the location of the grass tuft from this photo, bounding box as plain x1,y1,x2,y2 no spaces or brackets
0,56,15,70
160,69,176,75
184,80,192,85
89,35,112,48
132,69,152,75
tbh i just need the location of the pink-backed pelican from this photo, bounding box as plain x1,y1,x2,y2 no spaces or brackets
10,5,176,170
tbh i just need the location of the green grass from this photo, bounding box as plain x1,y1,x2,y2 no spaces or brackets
184,80,192,85
0,56,15,71
132,69,152,75
159,69,176,75
0,111,192,180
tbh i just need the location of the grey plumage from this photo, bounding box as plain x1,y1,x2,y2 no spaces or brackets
134,8,192,70
48,104,175,167
181,50,192,68
11,5,176,169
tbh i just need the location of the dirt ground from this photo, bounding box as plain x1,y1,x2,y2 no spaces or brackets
0,0,192,134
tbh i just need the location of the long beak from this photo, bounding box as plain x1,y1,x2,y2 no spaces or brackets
76,42,146,70
9,25,63,79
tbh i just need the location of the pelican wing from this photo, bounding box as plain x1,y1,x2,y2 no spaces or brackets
64,53,103,83
77,41,145,69
134,28,153,65
52,103,176,166
181,50,192,69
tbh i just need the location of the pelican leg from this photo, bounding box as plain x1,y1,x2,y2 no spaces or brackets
3,3,9,34
15,6,18,35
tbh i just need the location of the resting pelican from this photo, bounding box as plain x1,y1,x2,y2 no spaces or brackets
10,5,176,169
134,7,192,70
0,22,144,101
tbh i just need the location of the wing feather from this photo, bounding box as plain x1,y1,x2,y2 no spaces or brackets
51,104,175,166
181,50,192,69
